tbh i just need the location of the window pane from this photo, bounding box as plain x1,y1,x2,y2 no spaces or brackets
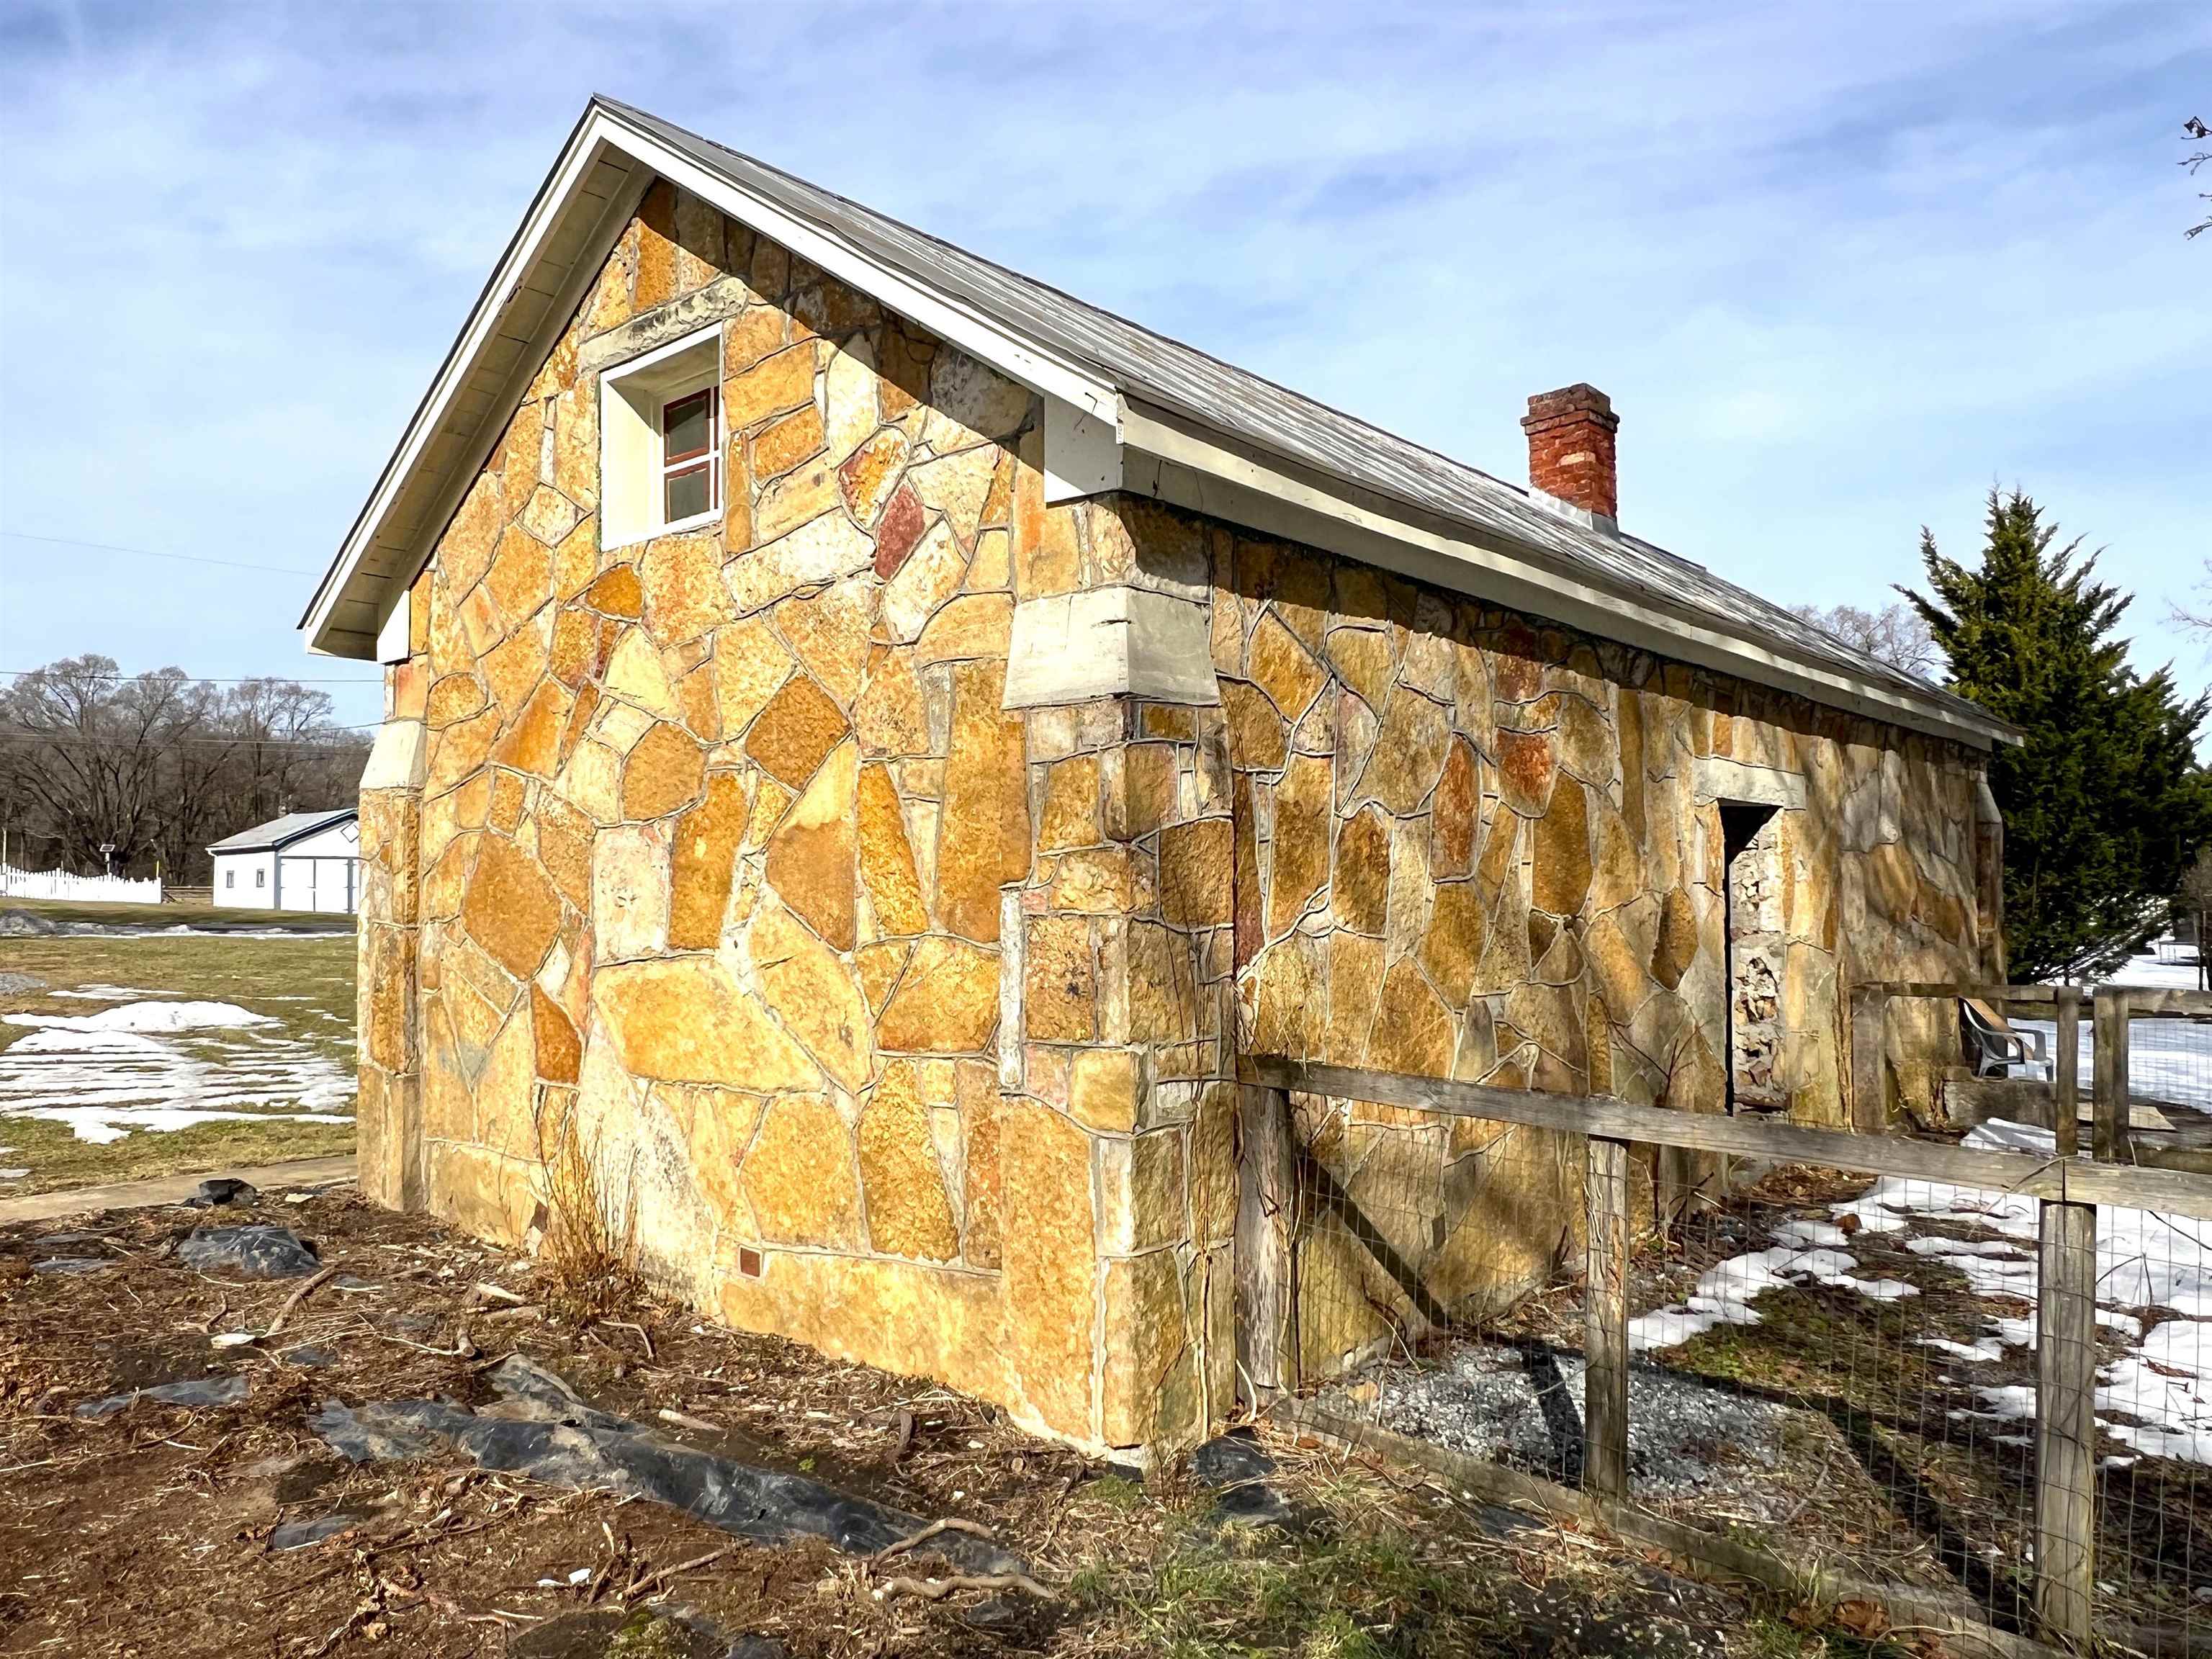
662,389,711,462
664,462,711,523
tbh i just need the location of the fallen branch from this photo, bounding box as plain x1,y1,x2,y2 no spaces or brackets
872,1516,998,1568
877,1570,1054,1602
623,1544,733,1601
265,1266,338,1339
601,1318,655,1361
655,1407,724,1434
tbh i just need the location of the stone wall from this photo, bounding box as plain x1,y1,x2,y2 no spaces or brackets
356,176,1992,1453
1170,513,1991,1376
356,183,1245,1456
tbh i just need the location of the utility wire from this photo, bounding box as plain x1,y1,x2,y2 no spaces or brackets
1,529,319,577
0,727,379,753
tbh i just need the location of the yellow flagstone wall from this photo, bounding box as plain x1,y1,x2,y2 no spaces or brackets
356,179,1993,1453
1184,520,1992,1375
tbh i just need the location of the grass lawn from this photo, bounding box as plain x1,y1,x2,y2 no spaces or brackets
0,898,356,1195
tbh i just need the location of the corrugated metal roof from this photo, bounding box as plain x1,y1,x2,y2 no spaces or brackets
604,98,1997,740
207,809,357,855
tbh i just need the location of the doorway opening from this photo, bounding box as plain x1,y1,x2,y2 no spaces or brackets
1720,801,1785,1115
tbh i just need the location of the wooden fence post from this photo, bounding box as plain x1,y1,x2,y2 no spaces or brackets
1850,985,1887,1131
2092,988,2131,1164
1584,1136,1631,1501
1236,1083,1296,1406
2033,1197,2098,1647
2051,985,2079,1156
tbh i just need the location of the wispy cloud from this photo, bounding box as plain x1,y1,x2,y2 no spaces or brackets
3,0,2207,727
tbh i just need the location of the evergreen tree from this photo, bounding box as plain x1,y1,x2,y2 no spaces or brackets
1905,491,2212,982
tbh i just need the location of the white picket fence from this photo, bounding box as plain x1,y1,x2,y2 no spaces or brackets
0,863,163,904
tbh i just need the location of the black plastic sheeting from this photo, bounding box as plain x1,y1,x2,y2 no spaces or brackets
313,1357,1023,1575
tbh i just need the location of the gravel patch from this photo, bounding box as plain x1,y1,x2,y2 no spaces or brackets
1322,1340,1804,1514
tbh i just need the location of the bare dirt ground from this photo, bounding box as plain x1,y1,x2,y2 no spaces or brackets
0,1181,1918,1659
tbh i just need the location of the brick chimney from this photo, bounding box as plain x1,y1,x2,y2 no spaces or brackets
1521,384,1619,523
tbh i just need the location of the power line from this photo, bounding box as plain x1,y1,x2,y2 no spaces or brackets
0,727,379,754
1,667,381,687
1,529,320,577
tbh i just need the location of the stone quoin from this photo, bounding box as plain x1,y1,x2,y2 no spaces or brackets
308,99,2015,1460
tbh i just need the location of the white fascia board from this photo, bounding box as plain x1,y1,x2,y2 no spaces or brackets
595,108,1119,424
374,599,410,665
305,105,1123,660
1043,392,1123,502
1117,401,2010,752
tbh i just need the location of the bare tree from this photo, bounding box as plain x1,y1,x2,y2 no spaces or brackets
2179,843,2212,992
2185,116,2211,241
1789,600,1942,680
0,658,216,874
0,657,369,884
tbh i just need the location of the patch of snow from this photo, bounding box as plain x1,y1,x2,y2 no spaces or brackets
0,998,352,1143
1627,1240,1918,1355
1629,1116,2212,1465
48,984,156,1001
4,999,273,1033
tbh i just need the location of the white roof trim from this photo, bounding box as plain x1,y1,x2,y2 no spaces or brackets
302,105,1120,658
206,809,359,855
304,99,2007,752
1120,400,2013,749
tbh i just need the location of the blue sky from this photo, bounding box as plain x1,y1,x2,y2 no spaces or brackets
2,1,2206,731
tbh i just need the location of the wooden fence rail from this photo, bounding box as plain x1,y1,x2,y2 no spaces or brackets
1236,1044,2212,1653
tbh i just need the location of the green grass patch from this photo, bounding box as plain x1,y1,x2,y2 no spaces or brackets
0,926,356,1195
1080,1508,1512,1658
1,896,355,933
0,1112,356,1195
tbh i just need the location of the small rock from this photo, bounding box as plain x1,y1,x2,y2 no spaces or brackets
1190,1431,1276,1488
269,1514,365,1551
176,1224,320,1280
1190,1431,1293,1529
0,909,61,937
0,969,48,994
184,1177,260,1209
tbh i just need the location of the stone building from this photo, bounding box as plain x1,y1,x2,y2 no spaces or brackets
305,99,2012,1459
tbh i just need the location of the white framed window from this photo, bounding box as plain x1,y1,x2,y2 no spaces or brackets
225,869,234,889
601,323,725,548
255,868,266,889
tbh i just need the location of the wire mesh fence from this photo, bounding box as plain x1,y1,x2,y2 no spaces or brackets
1276,1074,2211,1652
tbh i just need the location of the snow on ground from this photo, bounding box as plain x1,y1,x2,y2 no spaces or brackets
1626,1116,2212,1465
6,1000,274,1035
2015,948,2212,1117
0,999,354,1145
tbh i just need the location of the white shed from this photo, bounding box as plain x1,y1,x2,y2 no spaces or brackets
207,809,361,914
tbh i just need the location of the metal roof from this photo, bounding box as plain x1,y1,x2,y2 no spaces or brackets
305,96,2009,748
603,102,1999,743
207,809,357,855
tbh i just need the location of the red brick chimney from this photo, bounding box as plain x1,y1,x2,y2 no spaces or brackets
1521,384,1619,523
